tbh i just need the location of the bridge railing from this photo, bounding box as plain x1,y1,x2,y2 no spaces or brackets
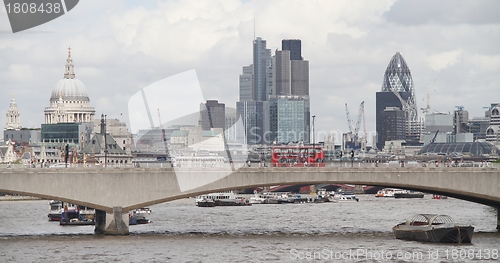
1,161,498,170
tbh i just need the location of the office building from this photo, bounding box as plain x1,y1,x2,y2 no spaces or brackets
269,95,310,144
282,39,302,61
236,101,269,144
200,100,225,130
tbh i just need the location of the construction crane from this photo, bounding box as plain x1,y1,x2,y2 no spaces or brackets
353,101,363,141
344,101,366,150
421,93,431,114
345,103,354,136
157,108,170,161
391,90,417,138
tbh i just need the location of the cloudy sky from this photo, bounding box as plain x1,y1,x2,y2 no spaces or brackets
1,0,499,145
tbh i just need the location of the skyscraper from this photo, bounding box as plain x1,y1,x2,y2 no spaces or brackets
282,39,302,61
269,39,310,144
237,37,272,144
236,101,269,144
253,37,272,101
376,52,419,149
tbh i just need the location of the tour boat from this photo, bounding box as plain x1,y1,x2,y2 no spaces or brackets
59,206,95,226
195,191,237,205
393,214,474,243
197,198,216,207
195,192,251,206
394,190,424,199
333,189,359,202
48,201,87,221
375,188,405,197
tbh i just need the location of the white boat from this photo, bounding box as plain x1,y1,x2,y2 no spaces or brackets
249,194,266,204
48,201,82,221
375,188,405,197
333,189,359,202
48,200,63,221
195,191,237,205
316,188,338,203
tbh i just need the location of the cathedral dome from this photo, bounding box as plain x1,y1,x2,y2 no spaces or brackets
49,47,90,102
51,78,89,101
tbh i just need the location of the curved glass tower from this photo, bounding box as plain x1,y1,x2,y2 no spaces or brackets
376,52,420,149
381,52,417,122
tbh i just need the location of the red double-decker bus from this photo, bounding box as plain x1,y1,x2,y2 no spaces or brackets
271,145,326,167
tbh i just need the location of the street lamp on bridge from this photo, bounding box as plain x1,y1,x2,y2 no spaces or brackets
312,115,316,147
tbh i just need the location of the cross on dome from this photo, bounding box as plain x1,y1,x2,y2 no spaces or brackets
64,47,75,79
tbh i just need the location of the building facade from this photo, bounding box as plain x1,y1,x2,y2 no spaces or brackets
269,95,310,144
486,104,500,145
378,107,406,148
236,101,269,144
200,100,225,130
239,65,253,102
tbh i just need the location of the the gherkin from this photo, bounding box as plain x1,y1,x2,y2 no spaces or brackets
381,52,417,123
376,52,420,149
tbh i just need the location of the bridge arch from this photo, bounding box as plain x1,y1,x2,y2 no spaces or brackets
1,167,499,234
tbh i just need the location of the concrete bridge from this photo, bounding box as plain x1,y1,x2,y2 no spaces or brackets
1,167,499,234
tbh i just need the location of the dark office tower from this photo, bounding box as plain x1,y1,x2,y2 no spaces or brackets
200,100,225,130
376,52,419,149
282,39,302,60
376,91,412,149
253,37,271,101
378,107,406,149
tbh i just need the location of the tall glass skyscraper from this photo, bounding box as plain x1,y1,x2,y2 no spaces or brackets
253,37,272,101
236,101,270,144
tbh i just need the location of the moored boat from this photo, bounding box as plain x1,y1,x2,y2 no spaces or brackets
375,188,405,197
333,189,359,202
394,190,424,199
59,206,95,226
197,198,216,207
129,208,151,225
393,214,474,243
48,200,63,221
195,192,251,206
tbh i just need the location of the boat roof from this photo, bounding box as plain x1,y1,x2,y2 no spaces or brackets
405,214,455,225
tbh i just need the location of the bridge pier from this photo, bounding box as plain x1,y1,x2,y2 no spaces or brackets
497,207,500,232
94,207,129,235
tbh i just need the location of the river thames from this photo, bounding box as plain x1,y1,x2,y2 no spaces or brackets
0,194,498,262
